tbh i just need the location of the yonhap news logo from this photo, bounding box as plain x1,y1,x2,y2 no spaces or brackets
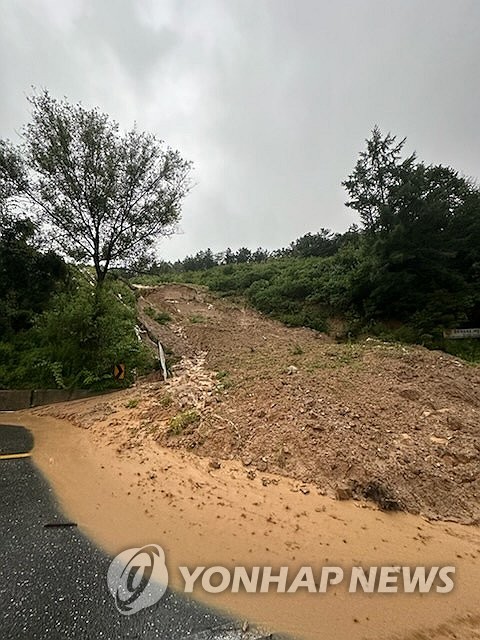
107,544,169,615
107,543,456,616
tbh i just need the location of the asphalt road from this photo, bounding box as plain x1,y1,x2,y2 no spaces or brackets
0,424,286,640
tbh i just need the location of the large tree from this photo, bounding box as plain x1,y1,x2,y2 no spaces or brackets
343,127,480,327
1,90,192,283
342,126,416,233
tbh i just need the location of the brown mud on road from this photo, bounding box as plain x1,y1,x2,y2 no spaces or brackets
4,411,480,640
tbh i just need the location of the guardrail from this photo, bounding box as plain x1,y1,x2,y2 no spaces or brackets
0,389,110,411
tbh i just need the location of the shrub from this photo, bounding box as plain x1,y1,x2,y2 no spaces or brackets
168,410,200,435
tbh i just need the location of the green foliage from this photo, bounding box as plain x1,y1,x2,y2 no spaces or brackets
0,274,153,389
34,277,152,389
125,398,140,408
168,410,200,435
216,370,233,390
145,306,171,325
2,89,192,283
160,394,173,408
440,339,480,363
0,215,67,336
342,127,480,339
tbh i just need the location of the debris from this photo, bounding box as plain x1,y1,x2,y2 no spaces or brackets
335,484,352,501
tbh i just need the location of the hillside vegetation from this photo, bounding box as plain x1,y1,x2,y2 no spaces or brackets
2,123,480,389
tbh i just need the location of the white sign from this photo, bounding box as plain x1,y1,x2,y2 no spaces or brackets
444,328,480,339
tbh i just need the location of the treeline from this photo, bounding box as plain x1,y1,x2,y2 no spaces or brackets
2,106,480,390
128,227,354,275
133,128,480,360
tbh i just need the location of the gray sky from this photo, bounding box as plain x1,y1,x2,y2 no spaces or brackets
1,0,479,261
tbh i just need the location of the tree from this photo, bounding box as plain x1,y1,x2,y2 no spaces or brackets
289,229,340,257
342,126,416,233
251,247,270,262
223,248,235,264
235,247,252,263
0,140,27,211
1,90,192,284
343,127,480,328
0,214,67,335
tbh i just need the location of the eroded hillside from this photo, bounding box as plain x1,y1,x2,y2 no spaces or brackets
36,283,480,524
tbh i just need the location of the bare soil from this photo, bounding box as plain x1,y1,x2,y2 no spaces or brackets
43,283,480,524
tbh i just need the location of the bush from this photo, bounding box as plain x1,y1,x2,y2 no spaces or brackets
168,410,200,435
145,306,171,324
0,273,153,389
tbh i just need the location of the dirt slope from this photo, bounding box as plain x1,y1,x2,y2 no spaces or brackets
39,283,480,524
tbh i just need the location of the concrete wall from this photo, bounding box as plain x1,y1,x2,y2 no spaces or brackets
0,389,110,411
0,390,33,411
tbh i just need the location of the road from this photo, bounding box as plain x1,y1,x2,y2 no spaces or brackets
0,423,284,640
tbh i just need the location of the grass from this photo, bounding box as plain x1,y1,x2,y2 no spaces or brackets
168,410,200,435
189,314,207,324
160,394,173,408
305,344,364,371
145,306,172,325
125,398,140,408
216,369,233,390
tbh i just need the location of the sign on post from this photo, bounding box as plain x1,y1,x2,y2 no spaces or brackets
114,364,125,380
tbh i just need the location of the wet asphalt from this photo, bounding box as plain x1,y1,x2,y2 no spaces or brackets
0,424,287,640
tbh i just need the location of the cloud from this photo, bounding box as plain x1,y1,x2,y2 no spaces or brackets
1,0,480,260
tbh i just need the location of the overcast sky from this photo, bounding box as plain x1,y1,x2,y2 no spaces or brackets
1,0,479,260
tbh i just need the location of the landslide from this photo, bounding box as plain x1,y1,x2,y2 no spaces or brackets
41,283,480,524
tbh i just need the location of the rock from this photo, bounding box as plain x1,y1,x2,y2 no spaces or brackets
287,365,298,375
447,416,464,431
335,484,353,501
299,486,310,495
209,459,221,470
246,469,256,480
242,456,253,466
453,449,478,464
256,460,268,472
399,388,421,401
